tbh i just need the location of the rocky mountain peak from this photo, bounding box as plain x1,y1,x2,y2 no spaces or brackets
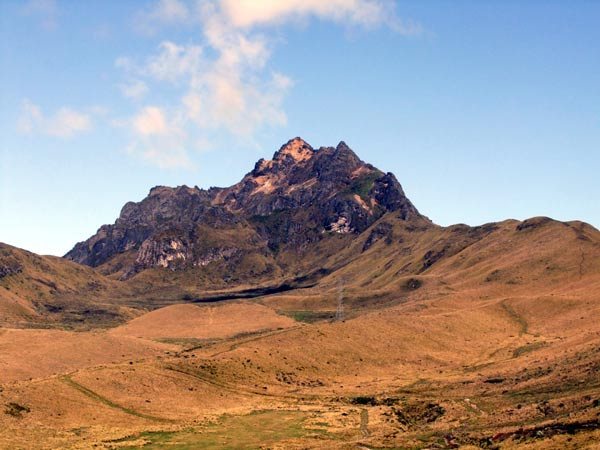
335,140,351,152
148,185,200,197
272,137,314,163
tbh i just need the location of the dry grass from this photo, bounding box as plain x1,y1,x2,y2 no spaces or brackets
109,302,296,341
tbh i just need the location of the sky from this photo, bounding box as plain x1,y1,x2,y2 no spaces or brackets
1,0,599,256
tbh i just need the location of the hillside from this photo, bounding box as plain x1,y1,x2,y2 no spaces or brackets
0,243,132,328
1,214,599,448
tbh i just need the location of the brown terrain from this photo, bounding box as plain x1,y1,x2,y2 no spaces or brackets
1,139,599,449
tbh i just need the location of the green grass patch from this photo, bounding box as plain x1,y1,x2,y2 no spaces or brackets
513,341,548,358
118,410,333,449
501,301,528,335
346,171,383,200
280,310,335,323
154,337,216,350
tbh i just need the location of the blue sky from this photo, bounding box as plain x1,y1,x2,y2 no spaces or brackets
1,0,599,256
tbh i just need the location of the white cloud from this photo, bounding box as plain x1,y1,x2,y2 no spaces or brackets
48,108,92,137
192,70,292,135
116,0,421,168
132,106,171,136
115,56,134,71
17,100,43,134
219,0,415,32
18,100,92,138
146,41,203,83
134,0,191,35
151,0,189,22
119,79,148,100
125,106,191,169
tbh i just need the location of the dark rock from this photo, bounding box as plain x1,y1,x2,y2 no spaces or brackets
516,217,553,231
0,249,23,279
421,245,451,272
4,402,30,418
392,401,445,428
362,222,394,252
349,396,378,406
484,377,505,384
405,278,422,290
0,263,22,279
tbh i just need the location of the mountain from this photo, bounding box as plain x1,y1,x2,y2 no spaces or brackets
8,137,600,329
2,138,600,448
65,138,426,281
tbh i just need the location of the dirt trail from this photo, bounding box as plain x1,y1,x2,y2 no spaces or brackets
500,299,529,335
183,325,304,358
59,375,172,423
360,408,369,437
163,363,326,403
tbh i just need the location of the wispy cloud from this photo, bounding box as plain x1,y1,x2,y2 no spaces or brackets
132,106,173,136
146,41,203,83
117,0,421,169
119,79,149,100
125,106,191,169
133,0,191,35
21,0,58,31
18,100,93,138
91,23,112,41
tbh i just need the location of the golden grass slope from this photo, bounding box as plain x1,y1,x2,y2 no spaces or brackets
0,328,174,383
109,302,297,340
0,243,131,327
258,215,600,315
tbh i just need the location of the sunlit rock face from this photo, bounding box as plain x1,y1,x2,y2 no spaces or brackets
65,138,424,278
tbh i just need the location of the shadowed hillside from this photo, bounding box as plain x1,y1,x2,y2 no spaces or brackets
0,243,132,328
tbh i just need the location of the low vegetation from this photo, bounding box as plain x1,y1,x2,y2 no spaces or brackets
4,402,30,418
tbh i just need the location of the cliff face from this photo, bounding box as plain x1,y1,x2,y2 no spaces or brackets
64,138,424,278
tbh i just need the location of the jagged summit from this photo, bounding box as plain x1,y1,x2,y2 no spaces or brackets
148,185,201,197
250,137,313,180
272,137,314,162
335,140,351,152
65,138,423,278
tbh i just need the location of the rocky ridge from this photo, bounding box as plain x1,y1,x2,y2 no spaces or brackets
65,138,424,279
